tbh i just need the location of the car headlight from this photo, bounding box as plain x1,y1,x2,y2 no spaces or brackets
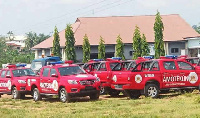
68,80,78,84
96,77,100,82
18,80,26,84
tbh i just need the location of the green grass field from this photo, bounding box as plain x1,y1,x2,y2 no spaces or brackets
1,91,200,118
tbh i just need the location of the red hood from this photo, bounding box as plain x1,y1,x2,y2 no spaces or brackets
60,74,96,81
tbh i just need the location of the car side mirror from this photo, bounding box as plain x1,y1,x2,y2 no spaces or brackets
51,73,58,77
6,75,11,78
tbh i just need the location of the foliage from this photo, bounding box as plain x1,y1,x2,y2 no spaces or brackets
154,11,165,59
192,25,200,34
0,36,34,68
52,26,61,57
65,24,76,62
132,26,142,59
98,36,105,59
25,32,50,51
141,34,150,56
82,34,90,63
115,35,125,60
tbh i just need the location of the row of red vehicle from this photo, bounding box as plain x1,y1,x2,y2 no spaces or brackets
0,62,101,102
82,55,200,99
0,55,199,102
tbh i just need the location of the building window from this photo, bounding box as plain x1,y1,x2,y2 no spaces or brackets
129,51,133,56
171,48,179,53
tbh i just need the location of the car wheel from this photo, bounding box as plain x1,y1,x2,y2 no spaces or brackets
12,87,20,99
125,90,141,99
90,91,100,100
145,84,159,98
59,88,70,103
33,88,41,101
108,89,120,97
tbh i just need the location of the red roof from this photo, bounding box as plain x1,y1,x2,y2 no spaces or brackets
32,14,200,49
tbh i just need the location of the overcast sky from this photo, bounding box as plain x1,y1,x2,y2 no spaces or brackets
0,0,200,36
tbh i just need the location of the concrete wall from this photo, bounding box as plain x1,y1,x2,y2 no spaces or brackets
168,42,185,56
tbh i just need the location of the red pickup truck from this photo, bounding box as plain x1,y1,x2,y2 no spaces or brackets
111,57,200,99
26,63,101,102
0,64,35,99
93,57,147,96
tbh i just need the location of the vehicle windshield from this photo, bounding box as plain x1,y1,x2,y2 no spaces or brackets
31,61,42,71
58,66,86,76
12,69,36,77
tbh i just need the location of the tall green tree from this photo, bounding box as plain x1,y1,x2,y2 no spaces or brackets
52,26,61,57
82,34,91,63
141,34,150,56
132,26,142,59
115,35,125,60
154,11,165,59
98,36,105,59
65,24,76,61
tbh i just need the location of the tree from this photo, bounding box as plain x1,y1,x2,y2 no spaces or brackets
132,26,142,59
25,32,50,51
192,25,200,34
98,36,105,59
52,26,61,57
141,34,150,56
115,35,125,60
154,11,165,59
82,34,91,63
7,31,15,41
65,24,76,61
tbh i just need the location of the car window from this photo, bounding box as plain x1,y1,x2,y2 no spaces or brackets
1,70,6,78
50,68,57,75
178,61,193,70
163,61,176,70
109,62,119,70
12,69,35,77
128,62,136,70
6,71,11,76
150,62,159,71
98,63,107,71
42,68,50,77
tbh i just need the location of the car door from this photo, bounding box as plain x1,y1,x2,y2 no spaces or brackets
0,70,7,92
161,61,180,88
5,70,12,92
49,68,59,94
40,67,51,93
177,61,197,86
95,62,108,83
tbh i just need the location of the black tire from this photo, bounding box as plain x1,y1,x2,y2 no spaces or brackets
90,91,100,100
144,84,159,98
12,87,21,99
108,89,120,97
59,88,71,103
124,90,141,99
0,94,1,98
33,88,41,101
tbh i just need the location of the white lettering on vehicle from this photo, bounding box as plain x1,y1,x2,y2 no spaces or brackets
145,74,155,77
40,80,58,91
0,80,11,90
163,72,198,84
